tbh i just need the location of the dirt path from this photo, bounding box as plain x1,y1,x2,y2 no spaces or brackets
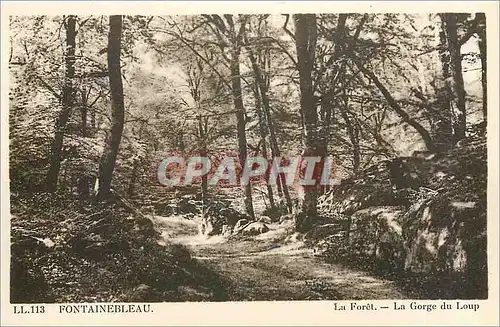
155,216,409,301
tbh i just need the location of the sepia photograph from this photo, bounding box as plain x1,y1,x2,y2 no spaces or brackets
1,2,499,325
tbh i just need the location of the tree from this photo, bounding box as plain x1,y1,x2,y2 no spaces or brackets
97,15,125,199
441,13,467,143
251,81,276,210
45,15,76,192
476,13,487,122
293,14,323,232
152,15,257,219
244,21,293,213
353,58,437,152
226,15,255,219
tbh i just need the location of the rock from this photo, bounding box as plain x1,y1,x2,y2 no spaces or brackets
313,137,487,297
279,214,294,224
241,222,269,236
313,206,405,271
303,223,346,245
258,215,272,224
402,196,483,275
199,199,248,236
350,206,406,271
313,232,347,257
233,219,250,234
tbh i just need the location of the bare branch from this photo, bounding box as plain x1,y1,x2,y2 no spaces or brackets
36,76,61,100
151,26,232,90
282,14,296,41
351,56,436,152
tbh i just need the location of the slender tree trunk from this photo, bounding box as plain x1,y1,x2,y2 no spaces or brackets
294,14,322,233
433,29,453,151
340,96,360,173
477,13,487,123
128,125,145,198
80,87,88,137
246,45,292,213
97,15,125,199
230,46,255,219
45,15,76,192
198,115,208,208
263,100,293,213
90,108,96,130
252,83,276,210
443,13,467,142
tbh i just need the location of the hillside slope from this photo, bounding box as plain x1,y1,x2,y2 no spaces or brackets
310,137,487,299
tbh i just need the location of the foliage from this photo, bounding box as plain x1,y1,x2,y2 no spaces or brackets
8,13,487,301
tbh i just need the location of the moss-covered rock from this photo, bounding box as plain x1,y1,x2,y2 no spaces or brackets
314,137,487,298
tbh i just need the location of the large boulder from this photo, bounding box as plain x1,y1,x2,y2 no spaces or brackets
311,206,405,273
199,199,249,236
258,215,273,224
240,222,269,236
402,195,486,275
313,137,487,298
233,219,250,235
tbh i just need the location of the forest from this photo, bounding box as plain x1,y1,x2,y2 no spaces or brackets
9,13,488,302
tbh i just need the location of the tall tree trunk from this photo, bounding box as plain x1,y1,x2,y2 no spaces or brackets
340,94,360,173
443,13,467,142
198,115,209,209
323,14,347,153
45,15,76,192
321,14,347,194
80,87,88,137
230,39,255,219
477,13,487,123
252,83,276,210
294,14,322,232
90,107,96,130
246,43,292,213
97,15,125,199
434,14,460,151
435,24,454,150
262,95,293,213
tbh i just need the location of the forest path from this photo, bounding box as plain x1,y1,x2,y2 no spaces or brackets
154,215,410,301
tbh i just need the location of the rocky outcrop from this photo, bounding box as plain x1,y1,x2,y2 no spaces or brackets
312,137,487,298
240,222,269,236
198,199,249,236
